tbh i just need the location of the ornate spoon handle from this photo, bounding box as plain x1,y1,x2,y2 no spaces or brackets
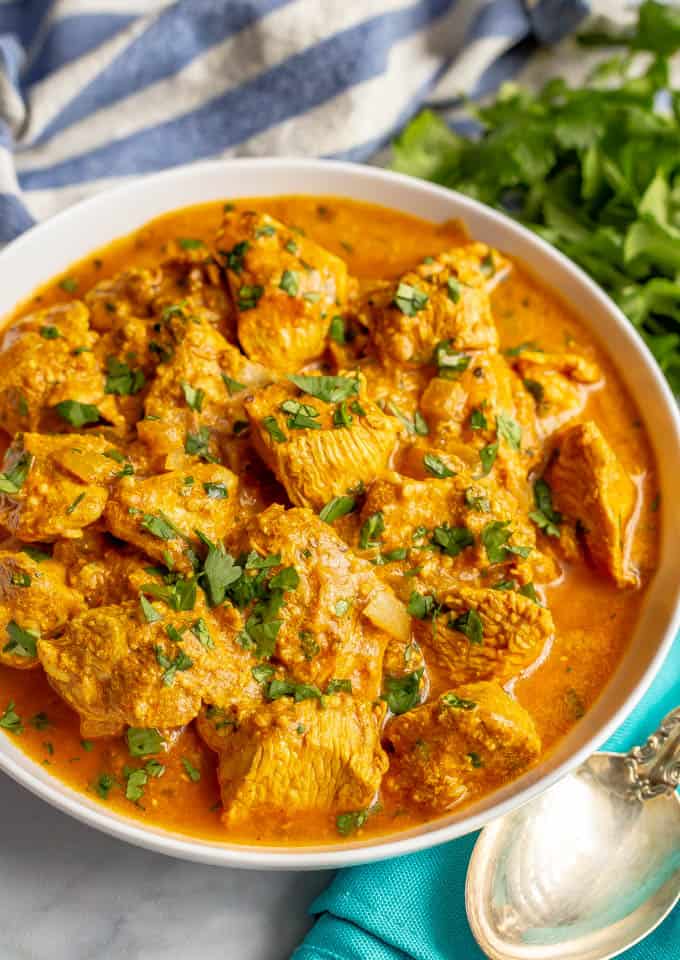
623,706,680,800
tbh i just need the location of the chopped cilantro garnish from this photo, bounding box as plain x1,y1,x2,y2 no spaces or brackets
262,415,287,443
65,492,85,515
203,481,228,499
479,442,498,475
407,590,437,620
185,426,217,461
181,381,204,412
0,700,23,733
329,315,346,344
224,240,249,273
449,608,484,645
0,452,32,494
279,269,299,296
126,727,164,757
319,495,356,524
359,511,384,549
383,669,424,715
423,453,455,478
181,757,201,782
393,282,428,316
59,276,78,293
441,693,477,711
431,523,474,558
154,644,193,686
54,400,101,428
105,355,145,396
40,325,61,339
336,809,369,836
221,373,246,395
529,478,562,538
496,412,521,451
289,373,359,404
3,620,38,658
433,340,471,379
237,284,264,311
178,237,204,250
470,406,488,430
481,520,531,564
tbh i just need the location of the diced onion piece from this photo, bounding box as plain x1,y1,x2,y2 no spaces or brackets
363,588,410,643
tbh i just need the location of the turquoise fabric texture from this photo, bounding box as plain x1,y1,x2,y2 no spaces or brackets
293,635,680,959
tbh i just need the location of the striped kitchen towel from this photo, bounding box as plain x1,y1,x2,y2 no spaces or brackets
0,0,598,245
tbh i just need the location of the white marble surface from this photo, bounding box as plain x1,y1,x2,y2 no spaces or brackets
0,773,330,960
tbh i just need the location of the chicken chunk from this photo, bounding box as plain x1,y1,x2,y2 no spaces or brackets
0,302,113,435
138,316,271,469
360,472,537,595
38,600,262,737
196,693,388,826
0,550,85,669
246,375,400,510
383,682,540,812
216,210,349,370
420,351,538,503
104,464,239,570
361,244,508,365
513,350,601,438
0,433,121,541
546,421,636,586
53,531,159,607
225,504,408,699
415,586,553,689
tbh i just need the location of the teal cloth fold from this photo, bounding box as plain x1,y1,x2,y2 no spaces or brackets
293,634,680,960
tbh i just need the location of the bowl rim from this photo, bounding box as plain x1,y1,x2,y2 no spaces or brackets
0,156,678,870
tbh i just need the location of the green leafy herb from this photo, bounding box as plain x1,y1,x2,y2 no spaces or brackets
221,373,246,395
185,426,217,462
441,692,477,711
141,578,196,612
59,276,78,293
198,535,242,607
126,727,164,757
433,340,471,379
3,620,38,659
359,511,384,549
393,282,429,316
0,452,32,494
391,0,680,391
333,400,353,429
154,644,193,686
529,478,562,537
40,325,61,339
191,617,213,648
423,453,455,478
300,631,320,661
252,663,275,685
54,400,101,428
523,378,545,404
479,442,498,475
262,415,287,443
481,521,531,563
0,700,23,733
95,773,116,799
66,492,85,515
281,399,321,431
269,566,299,591
496,412,521,451
329,315,346,343
141,513,178,541
449,608,484,645
224,240,249,273
178,237,205,250
326,678,352,694
431,524,474,558
336,809,369,836
139,593,162,623
470,406,488,430
125,768,148,803
279,269,299,296
30,712,50,730
447,276,462,302
255,224,276,237
181,381,204,412
105,356,145,396
464,487,490,512
383,669,424,715
203,482,228,499
237,284,264,311
319,495,356,524
181,757,201,782
519,582,540,603
267,679,323,703
289,373,359,404
407,590,437,620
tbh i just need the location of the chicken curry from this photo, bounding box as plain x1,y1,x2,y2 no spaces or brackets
0,196,658,845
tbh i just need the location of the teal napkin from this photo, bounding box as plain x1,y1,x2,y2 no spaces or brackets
293,634,680,960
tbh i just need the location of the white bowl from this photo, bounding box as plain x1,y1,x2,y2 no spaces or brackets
0,158,678,870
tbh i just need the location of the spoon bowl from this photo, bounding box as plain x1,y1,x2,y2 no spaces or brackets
466,712,680,960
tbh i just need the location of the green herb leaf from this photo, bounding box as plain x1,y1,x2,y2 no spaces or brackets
319,495,356,524
359,511,384,549
441,692,477,711
383,669,424,715
3,620,39,658
237,284,264,311
423,453,455,478
329,315,346,344
279,269,299,296
289,374,360,404
181,757,201,782
59,276,78,293
105,356,146,396
40,325,61,339
529,478,562,537
203,482,228,499
0,452,33,494
0,700,23,733
198,534,242,607
262,415,287,443
326,678,352,694
470,406,488,430
449,608,484,645
336,809,369,836
479,442,498,475
181,381,204,412
407,590,437,620
434,340,471,379
393,282,429,316
54,400,101,428
496,412,521,451
178,237,205,250
139,593,162,623
221,374,246,395
184,426,217,462
126,727,164,757
224,240,249,273
431,524,474,558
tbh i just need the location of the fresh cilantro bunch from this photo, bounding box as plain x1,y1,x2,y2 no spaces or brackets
392,0,680,391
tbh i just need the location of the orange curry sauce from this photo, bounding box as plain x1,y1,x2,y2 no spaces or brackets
0,197,659,845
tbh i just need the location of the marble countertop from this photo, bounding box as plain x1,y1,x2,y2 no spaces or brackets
0,773,329,959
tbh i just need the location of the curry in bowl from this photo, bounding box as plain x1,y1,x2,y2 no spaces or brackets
0,197,658,844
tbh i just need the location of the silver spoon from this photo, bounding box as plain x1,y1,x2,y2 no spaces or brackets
466,707,680,960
